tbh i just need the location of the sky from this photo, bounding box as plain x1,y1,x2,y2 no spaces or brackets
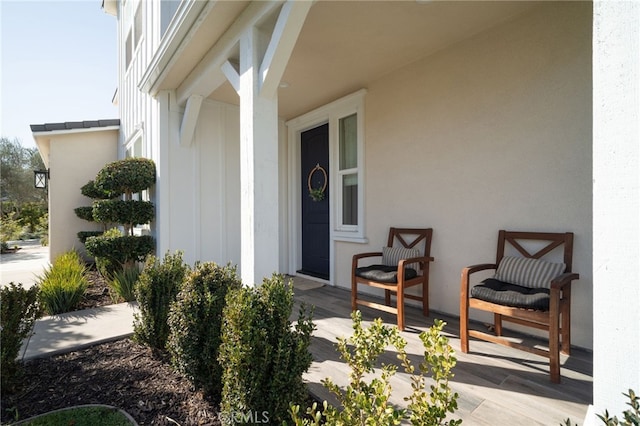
0,0,117,149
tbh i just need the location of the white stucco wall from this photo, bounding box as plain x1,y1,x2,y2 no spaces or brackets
592,0,640,417
332,2,593,349
46,130,118,261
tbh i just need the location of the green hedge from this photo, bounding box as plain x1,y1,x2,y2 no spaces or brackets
168,262,241,400
1,283,40,392
92,200,155,228
95,158,156,197
219,274,314,425
134,252,189,351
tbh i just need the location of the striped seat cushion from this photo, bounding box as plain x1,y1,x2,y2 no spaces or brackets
382,246,420,270
471,278,550,310
494,256,565,289
355,265,418,283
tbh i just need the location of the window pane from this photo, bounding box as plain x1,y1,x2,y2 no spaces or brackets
342,173,358,225
125,31,132,68
134,3,142,47
339,114,357,170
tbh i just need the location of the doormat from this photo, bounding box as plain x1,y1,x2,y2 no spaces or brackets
288,275,325,291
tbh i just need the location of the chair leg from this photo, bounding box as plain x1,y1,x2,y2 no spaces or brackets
397,286,405,331
549,290,561,383
460,299,469,353
494,313,503,336
385,289,391,306
351,277,358,312
561,288,571,355
422,276,429,317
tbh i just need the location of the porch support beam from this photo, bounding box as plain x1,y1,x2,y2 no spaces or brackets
238,26,280,286
176,1,282,106
221,60,240,94
179,94,203,147
259,0,312,98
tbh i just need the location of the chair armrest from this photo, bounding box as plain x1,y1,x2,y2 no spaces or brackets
460,263,497,298
398,255,434,269
551,272,579,290
352,252,383,270
462,263,498,276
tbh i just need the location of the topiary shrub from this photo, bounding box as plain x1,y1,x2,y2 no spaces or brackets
168,262,242,400
92,200,155,231
1,283,40,392
95,158,156,199
290,311,461,426
37,250,89,315
78,158,156,275
77,230,103,244
133,251,189,351
219,274,314,425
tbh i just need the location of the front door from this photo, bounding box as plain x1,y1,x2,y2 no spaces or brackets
300,124,330,279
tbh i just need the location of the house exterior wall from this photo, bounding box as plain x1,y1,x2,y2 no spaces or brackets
47,130,118,261
331,2,593,349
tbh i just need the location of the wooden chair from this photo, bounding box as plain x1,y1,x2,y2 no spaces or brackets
351,227,433,331
460,230,579,383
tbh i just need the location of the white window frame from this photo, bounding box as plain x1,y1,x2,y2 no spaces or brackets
286,89,367,277
124,1,143,71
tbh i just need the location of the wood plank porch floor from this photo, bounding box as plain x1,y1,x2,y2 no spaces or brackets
291,277,593,425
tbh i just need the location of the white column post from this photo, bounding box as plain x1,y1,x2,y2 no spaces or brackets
593,0,640,420
239,26,280,286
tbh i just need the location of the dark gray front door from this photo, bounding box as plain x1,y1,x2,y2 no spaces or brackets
300,124,329,279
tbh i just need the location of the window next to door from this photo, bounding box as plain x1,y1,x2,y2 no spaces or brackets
333,90,366,242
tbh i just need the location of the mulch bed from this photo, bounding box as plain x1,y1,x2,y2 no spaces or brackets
0,269,221,425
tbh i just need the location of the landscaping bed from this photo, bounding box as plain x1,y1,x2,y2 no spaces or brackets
1,338,220,425
1,268,221,425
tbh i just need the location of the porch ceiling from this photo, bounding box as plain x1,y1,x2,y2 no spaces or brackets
164,1,537,120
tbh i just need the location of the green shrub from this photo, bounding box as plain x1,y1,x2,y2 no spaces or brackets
74,206,95,222
77,230,103,244
0,283,40,392
85,231,155,275
1,211,23,242
219,274,314,425
133,251,189,351
92,200,155,231
168,262,241,399
81,179,116,200
18,202,46,234
37,251,89,315
108,265,141,302
290,312,461,426
95,158,156,198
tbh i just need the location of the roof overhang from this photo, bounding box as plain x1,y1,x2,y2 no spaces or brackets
102,0,117,17
31,120,120,169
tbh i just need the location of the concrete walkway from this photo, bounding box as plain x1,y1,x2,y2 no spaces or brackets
1,240,136,361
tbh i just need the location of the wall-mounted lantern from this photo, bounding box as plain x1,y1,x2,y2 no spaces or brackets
34,169,50,189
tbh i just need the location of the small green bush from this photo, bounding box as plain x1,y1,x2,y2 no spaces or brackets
37,251,89,315
219,274,314,425
133,251,189,351
95,158,156,198
290,311,461,426
92,200,155,231
108,265,141,302
1,283,40,392
168,262,241,400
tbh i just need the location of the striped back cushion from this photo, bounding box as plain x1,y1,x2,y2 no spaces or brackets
382,246,420,271
494,256,565,289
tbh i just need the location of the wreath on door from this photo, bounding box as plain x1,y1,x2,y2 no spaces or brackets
307,163,327,202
